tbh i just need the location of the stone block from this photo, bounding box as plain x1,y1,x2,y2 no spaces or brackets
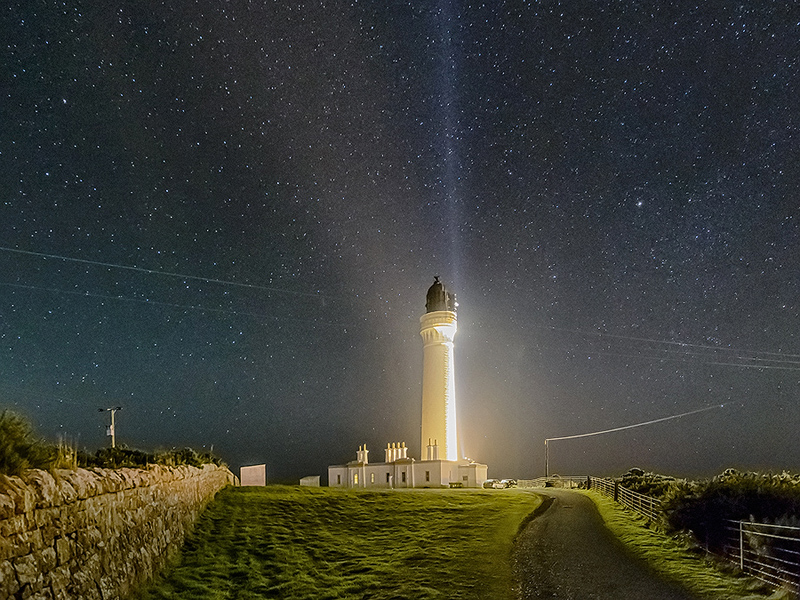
49,564,71,598
53,474,78,505
28,528,44,551
0,512,27,537
98,575,116,599
58,469,95,499
0,534,14,561
14,552,42,589
24,471,59,509
0,474,35,515
40,546,57,572
55,537,73,565
0,491,15,520
0,558,20,597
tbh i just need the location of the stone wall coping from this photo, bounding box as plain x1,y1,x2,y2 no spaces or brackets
0,464,231,516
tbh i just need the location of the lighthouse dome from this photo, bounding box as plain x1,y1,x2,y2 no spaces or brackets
425,276,456,313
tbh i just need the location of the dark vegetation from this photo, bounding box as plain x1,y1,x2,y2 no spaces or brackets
83,446,223,469
620,467,800,552
0,409,222,476
0,410,56,475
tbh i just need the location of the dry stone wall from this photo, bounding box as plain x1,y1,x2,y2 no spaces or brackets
0,463,233,600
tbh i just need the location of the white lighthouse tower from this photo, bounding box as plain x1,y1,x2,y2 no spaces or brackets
420,276,459,462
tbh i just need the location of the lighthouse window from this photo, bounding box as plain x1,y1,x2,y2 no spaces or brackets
425,471,430,482
401,472,406,483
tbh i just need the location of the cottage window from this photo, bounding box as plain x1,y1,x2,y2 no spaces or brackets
370,473,375,483
401,472,406,483
425,471,430,482
354,472,359,484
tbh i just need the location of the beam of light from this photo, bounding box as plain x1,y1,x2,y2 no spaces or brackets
0,282,350,327
546,404,725,443
433,1,463,285
0,246,337,300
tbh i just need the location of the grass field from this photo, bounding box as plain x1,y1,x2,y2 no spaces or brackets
134,486,543,600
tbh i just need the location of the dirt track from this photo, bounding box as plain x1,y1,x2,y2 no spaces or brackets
513,489,698,600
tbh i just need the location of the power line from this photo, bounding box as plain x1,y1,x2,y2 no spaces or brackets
544,404,725,476
0,246,336,300
540,324,800,360
535,345,800,371
0,282,351,327
546,404,725,443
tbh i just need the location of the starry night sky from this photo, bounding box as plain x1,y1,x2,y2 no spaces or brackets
2,1,798,482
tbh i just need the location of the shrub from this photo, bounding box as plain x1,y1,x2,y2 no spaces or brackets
619,468,681,499
80,446,156,468
78,446,224,469
0,409,223,473
662,469,800,552
153,447,223,468
0,410,55,475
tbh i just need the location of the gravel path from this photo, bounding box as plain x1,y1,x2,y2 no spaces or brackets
513,489,699,600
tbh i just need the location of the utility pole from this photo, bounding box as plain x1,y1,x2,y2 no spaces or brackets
545,439,549,478
99,407,122,448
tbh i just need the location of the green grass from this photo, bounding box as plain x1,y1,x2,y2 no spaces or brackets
581,490,791,600
134,486,542,600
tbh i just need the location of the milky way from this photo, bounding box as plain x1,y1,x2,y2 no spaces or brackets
2,2,798,480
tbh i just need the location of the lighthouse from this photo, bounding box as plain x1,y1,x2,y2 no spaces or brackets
327,276,487,488
420,276,459,462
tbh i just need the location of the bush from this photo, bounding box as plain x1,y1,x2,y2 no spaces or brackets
662,469,800,552
78,446,224,469
80,446,156,468
619,468,681,499
0,409,224,474
153,447,223,468
0,410,55,475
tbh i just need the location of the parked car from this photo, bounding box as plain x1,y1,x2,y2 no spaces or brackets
483,479,500,488
500,479,518,488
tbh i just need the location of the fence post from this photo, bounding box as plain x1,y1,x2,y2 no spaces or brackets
587,476,591,490
614,481,619,502
739,521,744,570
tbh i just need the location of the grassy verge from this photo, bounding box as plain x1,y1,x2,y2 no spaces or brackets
134,486,542,600
581,490,789,600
